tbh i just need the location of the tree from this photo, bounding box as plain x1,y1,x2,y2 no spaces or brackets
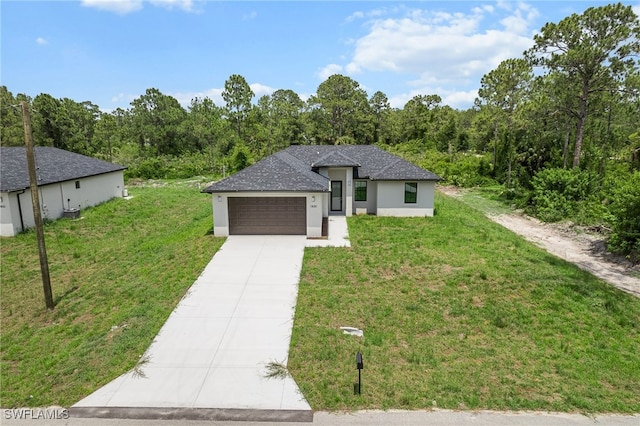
271,89,304,148
222,74,254,140
476,58,533,182
401,94,442,146
313,74,370,143
525,3,640,168
31,93,62,148
0,86,27,146
369,91,391,144
183,96,230,165
130,88,187,156
93,109,126,161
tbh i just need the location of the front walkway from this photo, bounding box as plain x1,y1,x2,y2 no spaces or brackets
306,216,350,248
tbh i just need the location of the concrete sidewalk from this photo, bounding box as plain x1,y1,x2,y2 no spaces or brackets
5,409,639,425
71,235,312,422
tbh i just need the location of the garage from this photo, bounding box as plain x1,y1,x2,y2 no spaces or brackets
228,197,306,235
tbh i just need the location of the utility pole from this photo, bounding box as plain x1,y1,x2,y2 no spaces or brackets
21,101,54,310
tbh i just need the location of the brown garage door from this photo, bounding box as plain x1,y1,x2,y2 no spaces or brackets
228,197,306,235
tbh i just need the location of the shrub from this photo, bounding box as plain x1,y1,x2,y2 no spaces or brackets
530,168,595,222
607,171,640,262
423,152,495,187
123,152,216,180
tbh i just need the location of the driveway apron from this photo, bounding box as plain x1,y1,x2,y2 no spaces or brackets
72,235,312,422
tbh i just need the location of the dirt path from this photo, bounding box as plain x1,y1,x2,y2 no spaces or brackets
438,186,640,298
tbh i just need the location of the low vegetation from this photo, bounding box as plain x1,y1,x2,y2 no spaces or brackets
0,182,221,407
289,193,640,412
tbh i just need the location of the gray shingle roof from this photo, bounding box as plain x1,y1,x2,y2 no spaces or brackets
0,147,126,192
203,151,329,193
203,145,441,193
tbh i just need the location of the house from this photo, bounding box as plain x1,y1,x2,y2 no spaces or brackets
202,145,441,237
0,147,126,237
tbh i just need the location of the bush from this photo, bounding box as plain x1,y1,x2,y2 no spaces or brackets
125,157,167,180
421,152,495,187
530,168,595,222
123,152,216,180
607,171,640,262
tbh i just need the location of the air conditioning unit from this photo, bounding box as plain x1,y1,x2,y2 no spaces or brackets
63,208,80,219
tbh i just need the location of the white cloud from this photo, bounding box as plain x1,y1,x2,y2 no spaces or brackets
442,89,480,110
242,10,257,20
389,86,478,110
346,7,390,23
250,83,275,98
81,0,199,14
151,0,199,12
317,64,344,81
171,88,225,108
633,4,640,17
111,93,137,104
337,3,537,107
81,0,143,14
36,37,48,45
346,11,364,22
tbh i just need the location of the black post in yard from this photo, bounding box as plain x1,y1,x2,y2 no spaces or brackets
355,352,363,395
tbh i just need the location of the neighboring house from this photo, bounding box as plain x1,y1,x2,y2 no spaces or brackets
203,145,441,237
0,147,126,237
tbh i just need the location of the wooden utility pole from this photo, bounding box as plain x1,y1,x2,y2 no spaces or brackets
21,101,54,310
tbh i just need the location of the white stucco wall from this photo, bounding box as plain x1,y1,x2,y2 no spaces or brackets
211,192,325,237
376,181,435,217
353,180,378,215
0,192,17,237
0,171,125,237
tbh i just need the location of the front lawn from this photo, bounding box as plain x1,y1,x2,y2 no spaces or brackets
288,193,640,413
1,184,221,407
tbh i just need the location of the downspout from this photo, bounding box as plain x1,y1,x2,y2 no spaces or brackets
16,189,26,232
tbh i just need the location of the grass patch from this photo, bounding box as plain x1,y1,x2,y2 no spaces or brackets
456,186,516,216
1,184,222,407
288,193,640,412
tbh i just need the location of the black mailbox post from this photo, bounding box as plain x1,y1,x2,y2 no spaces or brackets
354,352,363,394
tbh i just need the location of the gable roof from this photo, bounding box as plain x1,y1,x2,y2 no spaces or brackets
203,145,441,193
0,147,126,192
203,151,329,193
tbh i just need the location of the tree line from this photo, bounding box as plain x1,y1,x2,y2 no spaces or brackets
1,3,639,259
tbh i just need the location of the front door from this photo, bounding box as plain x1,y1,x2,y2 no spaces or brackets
331,181,342,212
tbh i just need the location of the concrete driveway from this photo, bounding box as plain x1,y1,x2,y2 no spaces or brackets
72,235,312,422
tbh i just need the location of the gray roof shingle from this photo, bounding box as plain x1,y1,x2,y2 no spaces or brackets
0,147,126,192
203,152,329,193
203,145,441,193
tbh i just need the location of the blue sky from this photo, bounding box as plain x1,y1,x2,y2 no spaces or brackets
2,1,639,111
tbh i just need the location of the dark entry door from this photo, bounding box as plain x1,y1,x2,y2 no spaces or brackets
331,181,342,212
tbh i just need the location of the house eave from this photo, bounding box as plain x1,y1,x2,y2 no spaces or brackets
202,188,330,194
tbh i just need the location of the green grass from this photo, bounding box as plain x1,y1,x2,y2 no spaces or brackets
2,186,639,413
454,185,516,216
288,193,640,413
1,184,222,407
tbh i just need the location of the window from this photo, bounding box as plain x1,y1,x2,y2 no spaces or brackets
355,181,367,202
404,182,417,203
75,181,81,189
